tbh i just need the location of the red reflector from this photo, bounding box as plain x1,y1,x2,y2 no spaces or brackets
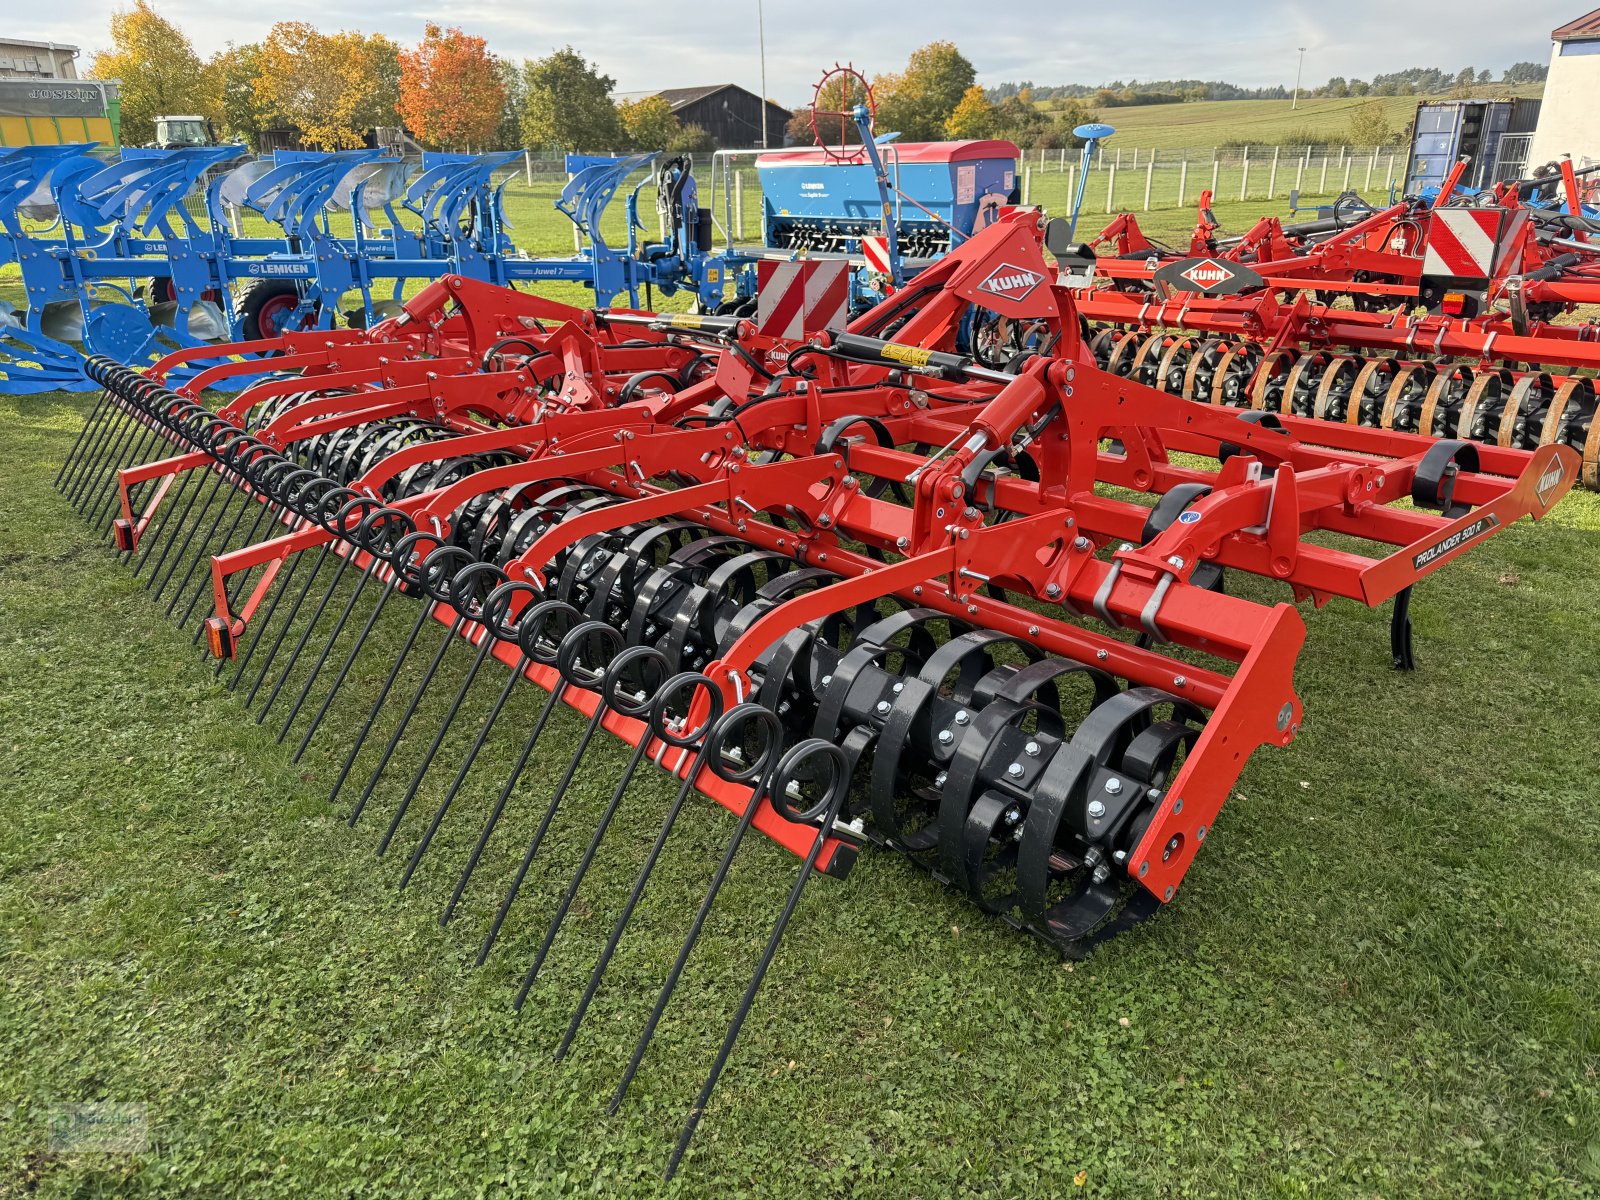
1442,292,1467,316
111,518,136,553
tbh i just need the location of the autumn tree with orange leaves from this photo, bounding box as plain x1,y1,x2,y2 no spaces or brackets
398,24,505,150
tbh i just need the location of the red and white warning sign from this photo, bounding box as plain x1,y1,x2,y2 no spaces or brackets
756,259,850,340
1421,208,1507,281
860,234,892,275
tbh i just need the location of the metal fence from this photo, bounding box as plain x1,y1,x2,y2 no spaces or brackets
1014,144,1406,214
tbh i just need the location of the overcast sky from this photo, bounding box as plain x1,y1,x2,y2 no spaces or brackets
26,0,1579,104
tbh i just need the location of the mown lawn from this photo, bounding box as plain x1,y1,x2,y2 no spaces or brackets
2,362,1599,1200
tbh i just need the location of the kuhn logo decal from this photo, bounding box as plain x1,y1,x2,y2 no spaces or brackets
1535,460,1566,506
1178,259,1236,289
976,263,1043,303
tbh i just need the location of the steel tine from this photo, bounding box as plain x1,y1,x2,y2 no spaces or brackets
177,480,263,630
274,550,381,740
254,547,356,718
65,405,131,510
149,469,230,600
89,417,168,530
438,599,581,926
228,544,312,691
375,626,496,858
349,613,464,829
328,598,435,806
400,649,527,887
608,706,789,1113
56,389,115,487
442,681,566,925
664,741,850,1181
508,645,674,1005
85,408,157,516
473,622,626,967
293,572,398,758
243,546,334,706
555,683,738,1063
163,481,247,618
132,464,205,576
141,465,221,587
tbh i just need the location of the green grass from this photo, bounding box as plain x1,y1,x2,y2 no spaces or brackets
4,375,1600,1198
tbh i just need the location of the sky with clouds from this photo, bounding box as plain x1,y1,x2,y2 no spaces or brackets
22,0,1582,104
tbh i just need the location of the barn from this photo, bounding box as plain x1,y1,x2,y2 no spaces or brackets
614,84,792,149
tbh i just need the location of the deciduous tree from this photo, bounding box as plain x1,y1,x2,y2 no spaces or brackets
945,86,995,139
520,48,622,152
87,0,207,146
202,43,264,150
398,24,505,150
618,96,678,151
255,22,399,150
874,42,977,141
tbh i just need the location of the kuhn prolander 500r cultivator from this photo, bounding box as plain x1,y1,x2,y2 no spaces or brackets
55,210,1575,1174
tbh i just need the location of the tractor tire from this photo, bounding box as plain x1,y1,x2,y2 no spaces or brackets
238,280,303,341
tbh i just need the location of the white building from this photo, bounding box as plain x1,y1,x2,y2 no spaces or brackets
0,39,80,80
1528,9,1600,168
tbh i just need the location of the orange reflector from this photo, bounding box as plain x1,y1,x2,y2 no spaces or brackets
203,616,235,660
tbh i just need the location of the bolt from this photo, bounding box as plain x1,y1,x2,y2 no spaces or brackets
937,729,953,745
1104,778,1122,795
820,675,832,688
964,506,981,521
896,536,909,550
1112,849,1128,864
1073,536,1091,552
934,771,948,788
892,682,904,694
1025,741,1040,757
876,700,891,716
1164,886,1175,901
1092,863,1111,884
955,710,970,725
1162,835,1180,862
1138,861,1149,878
1096,649,1109,661
913,585,923,596
1045,583,1062,599
1172,798,1183,814
817,513,832,528
1004,805,1022,824
1173,675,1187,689
1197,825,1207,842
1007,762,1024,779
1028,625,1040,636
966,603,978,615
1087,799,1105,818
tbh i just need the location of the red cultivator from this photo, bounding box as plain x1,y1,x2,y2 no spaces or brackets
54,209,1576,1176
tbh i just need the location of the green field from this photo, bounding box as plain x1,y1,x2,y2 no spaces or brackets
1037,86,1546,155
3,104,1600,1197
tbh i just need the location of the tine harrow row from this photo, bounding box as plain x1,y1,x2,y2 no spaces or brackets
51,209,1578,1176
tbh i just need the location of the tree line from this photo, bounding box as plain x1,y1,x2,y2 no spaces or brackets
87,0,719,152
991,61,1548,108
